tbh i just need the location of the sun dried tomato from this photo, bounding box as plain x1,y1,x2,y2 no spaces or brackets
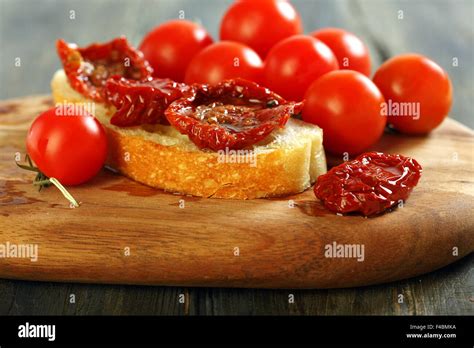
57,37,153,102
314,152,422,216
105,76,193,126
165,78,302,151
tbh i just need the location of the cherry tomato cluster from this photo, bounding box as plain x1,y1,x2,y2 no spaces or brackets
27,0,453,191
139,0,453,155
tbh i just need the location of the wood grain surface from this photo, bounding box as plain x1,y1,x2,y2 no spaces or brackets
0,95,473,290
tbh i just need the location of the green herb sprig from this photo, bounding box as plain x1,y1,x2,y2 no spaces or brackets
16,154,80,208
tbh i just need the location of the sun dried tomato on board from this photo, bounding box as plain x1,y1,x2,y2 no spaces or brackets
314,152,422,216
105,76,194,126
57,37,153,102
165,78,303,151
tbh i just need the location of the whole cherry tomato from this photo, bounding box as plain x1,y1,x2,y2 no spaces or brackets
302,70,386,155
373,54,453,134
311,28,371,76
139,20,213,82
184,41,263,85
220,0,302,58
263,35,339,101
26,106,107,185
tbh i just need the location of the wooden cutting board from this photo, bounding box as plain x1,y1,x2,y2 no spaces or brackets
0,95,473,289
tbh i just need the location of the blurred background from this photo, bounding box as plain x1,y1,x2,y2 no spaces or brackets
0,0,473,127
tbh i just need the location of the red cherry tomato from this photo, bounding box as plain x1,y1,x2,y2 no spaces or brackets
311,28,371,76
373,54,453,134
26,106,107,185
139,20,213,82
263,35,339,101
220,0,302,58
184,41,263,85
302,70,386,155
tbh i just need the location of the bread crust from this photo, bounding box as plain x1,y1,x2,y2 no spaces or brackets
51,70,326,199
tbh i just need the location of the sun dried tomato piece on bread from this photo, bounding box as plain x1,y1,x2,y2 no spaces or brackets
56,37,153,102
165,79,303,151
105,76,193,127
51,69,326,199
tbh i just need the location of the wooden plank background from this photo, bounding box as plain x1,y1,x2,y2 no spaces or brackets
0,255,472,315
0,0,473,315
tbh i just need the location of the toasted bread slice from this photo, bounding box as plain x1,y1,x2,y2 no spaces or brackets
51,69,327,199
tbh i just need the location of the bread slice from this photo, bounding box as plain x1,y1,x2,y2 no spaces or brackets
51,69,327,199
